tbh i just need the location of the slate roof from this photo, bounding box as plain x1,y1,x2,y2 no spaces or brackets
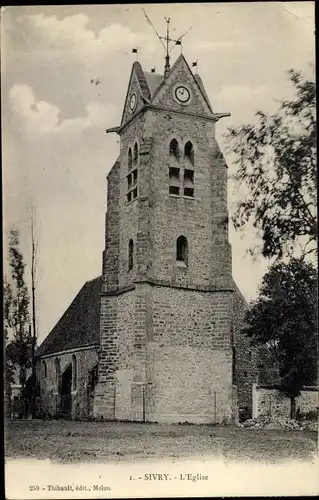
120,55,216,129
144,72,163,97
36,276,102,357
194,74,213,113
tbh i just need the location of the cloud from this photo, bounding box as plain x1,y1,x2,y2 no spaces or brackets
9,84,117,135
219,84,266,101
24,13,154,56
195,40,243,51
217,84,269,124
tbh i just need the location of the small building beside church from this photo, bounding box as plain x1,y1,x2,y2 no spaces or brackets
35,277,100,419
36,52,258,423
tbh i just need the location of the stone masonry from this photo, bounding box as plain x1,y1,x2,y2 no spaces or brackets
93,54,250,423
38,347,99,419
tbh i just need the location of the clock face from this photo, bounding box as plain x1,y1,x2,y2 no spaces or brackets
129,93,137,112
174,85,191,104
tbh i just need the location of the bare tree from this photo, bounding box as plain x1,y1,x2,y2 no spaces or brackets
30,203,39,417
30,204,38,359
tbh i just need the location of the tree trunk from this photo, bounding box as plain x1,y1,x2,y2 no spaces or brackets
5,378,12,419
31,207,37,419
290,396,296,419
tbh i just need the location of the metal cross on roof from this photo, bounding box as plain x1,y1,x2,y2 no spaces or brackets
142,9,192,77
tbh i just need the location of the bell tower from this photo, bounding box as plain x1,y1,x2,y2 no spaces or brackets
93,49,237,423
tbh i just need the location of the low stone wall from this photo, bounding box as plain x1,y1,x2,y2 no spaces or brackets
252,384,318,419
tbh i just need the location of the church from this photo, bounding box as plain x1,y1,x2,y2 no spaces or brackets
35,49,257,423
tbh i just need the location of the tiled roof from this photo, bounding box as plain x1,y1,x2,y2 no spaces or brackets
36,276,102,357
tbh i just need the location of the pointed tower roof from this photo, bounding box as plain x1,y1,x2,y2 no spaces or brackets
108,54,230,134
194,73,213,113
151,53,214,117
120,61,152,127
132,61,152,100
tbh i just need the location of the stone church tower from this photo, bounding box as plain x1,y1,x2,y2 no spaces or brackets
93,54,237,423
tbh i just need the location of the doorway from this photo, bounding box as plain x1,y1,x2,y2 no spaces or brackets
59,363,72,418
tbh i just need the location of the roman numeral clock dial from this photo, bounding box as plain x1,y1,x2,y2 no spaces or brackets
174,85,191,104
129,92,137,112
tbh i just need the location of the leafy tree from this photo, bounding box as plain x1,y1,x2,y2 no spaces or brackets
6,230,32,398
225,69,316,260
243,258,317,418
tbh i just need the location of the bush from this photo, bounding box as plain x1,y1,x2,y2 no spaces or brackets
296,409,318,421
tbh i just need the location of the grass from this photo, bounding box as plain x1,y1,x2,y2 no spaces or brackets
5,419,318,464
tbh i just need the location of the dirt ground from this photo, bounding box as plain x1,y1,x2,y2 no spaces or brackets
5,419,318,464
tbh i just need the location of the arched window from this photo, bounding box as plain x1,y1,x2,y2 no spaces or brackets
169,139,180,195
127,145,138,202
128,148,132,171
55,358,60,389
42,360,47,379
176,235,188,265
128,239,134,271
184,141,194,165
184,141,195,197
72,354,77,391
169,138,179,158
133,142,138,163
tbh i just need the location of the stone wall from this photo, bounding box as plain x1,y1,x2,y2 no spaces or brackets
96,59,238,423
37,347,98,419
103,159,120,291
148,110,231,290
146,285,233,423
252,384,319,419
105,96,232,293
231,283,258,419
256,345,281,385
94,294,118,419
94,283,234,424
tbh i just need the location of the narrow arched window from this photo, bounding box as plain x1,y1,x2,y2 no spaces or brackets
184,141,194,165
128,148,132,171
169,139,180,195
42,360,47,379
133,142,138,163
176,235,188,265
184,141,195,197
127,144,138,202
55,358,60,389
169,138,179,158
128,239,134,271
72,354,77,391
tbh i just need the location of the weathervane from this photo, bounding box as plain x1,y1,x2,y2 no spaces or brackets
142,9,192,78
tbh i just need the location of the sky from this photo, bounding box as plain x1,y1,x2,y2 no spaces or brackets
2,3,315,344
